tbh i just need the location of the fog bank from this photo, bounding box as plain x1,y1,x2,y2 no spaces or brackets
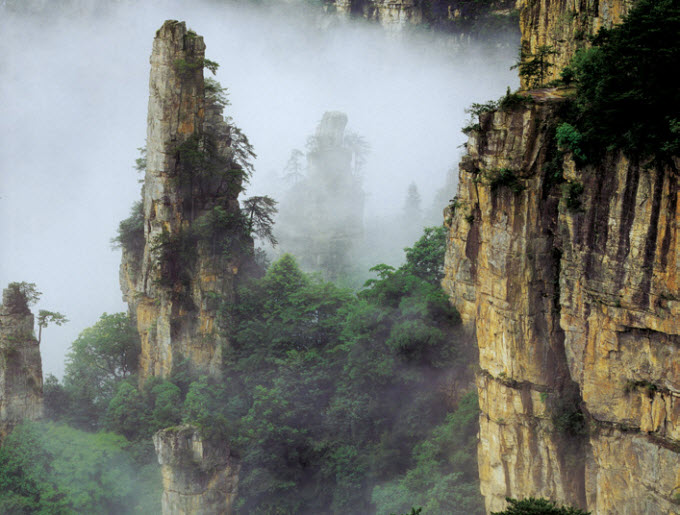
0,0,518,376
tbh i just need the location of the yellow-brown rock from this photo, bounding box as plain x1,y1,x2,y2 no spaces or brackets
444,92,680,514
444,1,680,512
153,425,240,515
517,0,634,88
120,21,253,383
0,285,43,440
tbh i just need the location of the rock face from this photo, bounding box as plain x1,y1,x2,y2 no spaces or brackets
153,425,240,515
443,2,680,514
277,111,364,280
518,0,634,88
328,0,517,35
0,286,43,440
120,20,252,382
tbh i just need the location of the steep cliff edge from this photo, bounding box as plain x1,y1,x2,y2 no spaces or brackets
119,20,253,383
154,425,240,515
443,1,680,513
328,0,517,37
0,285,43,440
518,0,633,88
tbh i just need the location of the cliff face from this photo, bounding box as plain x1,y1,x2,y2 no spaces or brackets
0,286,43,440
518,0,633,88
120,20,252,382
153,425,240,515
329,0,517,35
443,2,680,514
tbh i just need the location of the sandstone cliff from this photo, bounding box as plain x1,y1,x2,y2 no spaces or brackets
154,425,240,515
518,0,633,88
120,20,253,382
328,0,517,36
443,1,680,513
0,285,43,440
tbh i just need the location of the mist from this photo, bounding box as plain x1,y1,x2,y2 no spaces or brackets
0,0,517,377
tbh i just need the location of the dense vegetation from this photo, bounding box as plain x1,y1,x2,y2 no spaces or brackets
491,497,590,515
560,0,680,163
0,421,159,513
26,226,483,514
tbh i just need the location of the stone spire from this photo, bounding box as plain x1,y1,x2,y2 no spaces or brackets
0,284,43,440
119,20,253,382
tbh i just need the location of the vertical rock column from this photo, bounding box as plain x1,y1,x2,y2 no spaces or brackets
0,286,43,440
120,20,251,382
153,425,240,515
443,101,587,512
277,111,364,281
517,0,633,88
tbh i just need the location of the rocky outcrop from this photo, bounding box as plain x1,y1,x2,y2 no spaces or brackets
0,285,43,440
444,91,680,514
153,425,240,515
276,111,364,280
328,0,517,36
517,0,634,88
443,2,680,513
120,20,253,382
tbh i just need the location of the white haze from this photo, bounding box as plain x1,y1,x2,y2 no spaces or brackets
0,0,518,377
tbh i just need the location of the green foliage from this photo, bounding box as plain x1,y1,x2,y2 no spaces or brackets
242,195,278,246
492,497,590,515
3,282,41,313
498,87,534,110
174,56,220,77
511,45,558,88
551,389,586,437
402,225,447,285
112,201,144,255
565,0,680,161
372,392,484,515
203,58,219,75
487,168,525,194
36,309,68,343
183,377,232,443
205,77,230,107
48,226,477,514
0,421,161,514
624,379,658,398
555,123,586,164
60,313,139,430
462,88,533,135
561,181,584,211
224,228,472,513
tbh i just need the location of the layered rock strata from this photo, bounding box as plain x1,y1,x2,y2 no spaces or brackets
329,0,516,35
0,286,43,440
154,425,240,515
120,20,252,382
443,2,680,513
444,93,680,515
518,0,634,88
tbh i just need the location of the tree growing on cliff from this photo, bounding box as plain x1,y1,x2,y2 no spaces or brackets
561,0,680,161
3,282,67,342
491,497,590,515
242,195,278,246
511,45,558,88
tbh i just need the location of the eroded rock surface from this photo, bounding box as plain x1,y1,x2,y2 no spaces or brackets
120,20,252,382
444,91,680,514
443,3,680,511
518,0,634,88
154,425,240,515
0,286,43,440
